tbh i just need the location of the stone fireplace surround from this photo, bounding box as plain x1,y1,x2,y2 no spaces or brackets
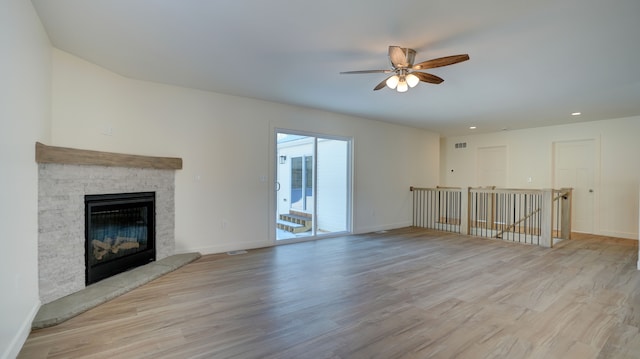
36,143,182,304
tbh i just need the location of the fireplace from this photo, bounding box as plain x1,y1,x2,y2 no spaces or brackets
85,192,156,285
37,143,179,303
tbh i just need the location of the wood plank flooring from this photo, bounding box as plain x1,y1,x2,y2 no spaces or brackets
18,228,640,358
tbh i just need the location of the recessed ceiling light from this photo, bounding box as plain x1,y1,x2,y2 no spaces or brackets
469,126,477,130
571,112,581,116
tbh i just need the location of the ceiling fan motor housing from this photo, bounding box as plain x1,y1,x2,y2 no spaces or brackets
393,47,416,68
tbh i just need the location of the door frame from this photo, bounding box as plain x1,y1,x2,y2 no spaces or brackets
271,128,353,244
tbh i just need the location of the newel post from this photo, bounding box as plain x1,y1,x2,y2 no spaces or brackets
540,189,553,248
460,187,470,235
560,188,572,240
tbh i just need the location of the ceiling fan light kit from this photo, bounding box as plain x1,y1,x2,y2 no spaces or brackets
340,46,469,93
406,73,420,88
386,75,399,89
397,79,408,93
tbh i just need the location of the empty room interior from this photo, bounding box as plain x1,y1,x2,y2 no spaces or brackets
3,0,640,358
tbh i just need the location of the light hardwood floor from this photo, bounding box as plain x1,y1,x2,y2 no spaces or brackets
18,228,640,358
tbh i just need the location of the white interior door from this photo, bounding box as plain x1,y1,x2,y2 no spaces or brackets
554,139,596,233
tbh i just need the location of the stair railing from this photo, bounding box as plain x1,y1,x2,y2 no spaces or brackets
410,186,463,233
470,188,543,244
411,186,572,248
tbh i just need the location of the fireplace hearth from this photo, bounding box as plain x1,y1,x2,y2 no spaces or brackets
85,192,156,285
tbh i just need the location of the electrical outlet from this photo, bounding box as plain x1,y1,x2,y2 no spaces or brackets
100,125,113,136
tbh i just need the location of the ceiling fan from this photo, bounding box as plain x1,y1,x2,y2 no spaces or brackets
340,46,469,92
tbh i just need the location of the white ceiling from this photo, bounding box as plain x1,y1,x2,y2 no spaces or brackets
31,0,640,136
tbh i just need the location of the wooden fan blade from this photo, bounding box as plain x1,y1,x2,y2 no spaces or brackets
340,70,392,74
374,77,392,91
412,54,470,70
413,72,444,84
389,46,408,68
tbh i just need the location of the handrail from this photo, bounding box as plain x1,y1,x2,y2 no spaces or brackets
553,189,571,200
470,187,543,195
494,207,541,238
411,186,461,191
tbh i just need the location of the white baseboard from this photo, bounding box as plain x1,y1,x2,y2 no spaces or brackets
2,299,40,359
354,222,413,234
597,230,638,240
181,240,272,256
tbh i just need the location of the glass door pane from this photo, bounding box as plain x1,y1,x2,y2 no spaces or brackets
277,134,314,240
290,156,303,210
316,138,349,234
290,156,313,212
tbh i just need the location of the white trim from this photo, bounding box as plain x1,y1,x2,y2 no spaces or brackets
184,240,272,256
274,230,352,246
598,230,638,240
354,222,413,234
2,300,40,359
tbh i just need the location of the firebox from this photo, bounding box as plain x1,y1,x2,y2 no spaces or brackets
85,192,156,285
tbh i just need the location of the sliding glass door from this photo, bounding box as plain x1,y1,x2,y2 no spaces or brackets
276,131,351,241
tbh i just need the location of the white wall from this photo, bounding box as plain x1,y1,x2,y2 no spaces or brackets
441,117,640,239
51,49,441,255
0,1,51,358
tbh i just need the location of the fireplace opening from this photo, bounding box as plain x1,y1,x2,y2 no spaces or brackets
85,192,156,285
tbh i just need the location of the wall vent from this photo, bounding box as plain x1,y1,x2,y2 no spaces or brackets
454,142,467,149
227,250,248,256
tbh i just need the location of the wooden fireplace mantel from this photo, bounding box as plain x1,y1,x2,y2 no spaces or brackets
35,142,182,170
